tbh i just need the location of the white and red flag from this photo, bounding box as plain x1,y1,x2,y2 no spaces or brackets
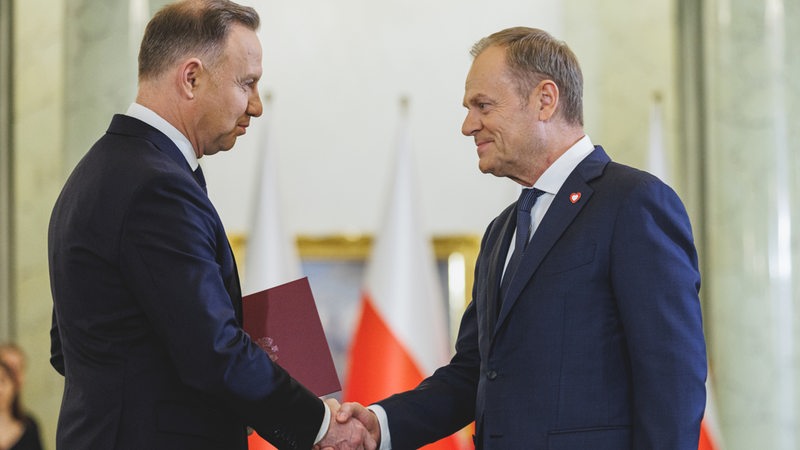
344,98,464,450
243,94,302,296
698,370,722,450
647,93,669,183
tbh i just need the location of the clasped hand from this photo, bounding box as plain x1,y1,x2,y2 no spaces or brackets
315,399,381,450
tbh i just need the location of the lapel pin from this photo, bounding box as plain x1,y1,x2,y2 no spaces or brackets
569,192,581,204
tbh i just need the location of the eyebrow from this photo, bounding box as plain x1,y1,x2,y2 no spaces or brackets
463,94,490,107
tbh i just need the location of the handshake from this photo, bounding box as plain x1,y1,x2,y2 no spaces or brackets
315,399,381,450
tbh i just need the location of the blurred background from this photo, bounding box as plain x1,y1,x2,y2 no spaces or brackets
1,0,798,448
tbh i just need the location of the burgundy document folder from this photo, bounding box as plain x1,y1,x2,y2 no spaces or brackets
242,277,341,396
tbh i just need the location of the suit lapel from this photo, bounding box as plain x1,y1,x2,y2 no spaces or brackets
109,114,245,321
494,147,610,334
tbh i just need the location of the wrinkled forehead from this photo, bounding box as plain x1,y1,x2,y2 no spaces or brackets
463,48,514,101
466,46,510,83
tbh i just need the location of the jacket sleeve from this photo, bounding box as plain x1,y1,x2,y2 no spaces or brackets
376,222,498,448
50,308,65,376
119,172,324,449
378,300,480,449
610,177,707,449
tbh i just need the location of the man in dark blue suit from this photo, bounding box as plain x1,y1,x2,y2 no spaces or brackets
47,1,374,449
335,27,707,449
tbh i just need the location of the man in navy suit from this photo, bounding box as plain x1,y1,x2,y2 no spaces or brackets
334,27,707,449
48,1,374,449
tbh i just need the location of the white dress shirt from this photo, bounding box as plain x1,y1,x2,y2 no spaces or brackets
126,103,200,170
501,134,595,280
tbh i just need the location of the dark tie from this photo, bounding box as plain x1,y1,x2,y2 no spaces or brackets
499,188,544,300
193,165,207,194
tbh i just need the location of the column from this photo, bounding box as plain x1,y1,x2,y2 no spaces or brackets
63,0,150,170
12,0,153,445
704,0,800,448
1,0,13,340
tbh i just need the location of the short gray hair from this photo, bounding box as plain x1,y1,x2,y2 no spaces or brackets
471,27,583,126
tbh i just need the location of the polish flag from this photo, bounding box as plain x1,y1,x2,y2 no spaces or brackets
243,93,300,450
698,370,722,450
242,93,302,296
647,93,669,183
344,98,464,449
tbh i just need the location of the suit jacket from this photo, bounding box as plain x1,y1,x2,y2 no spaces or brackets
48,115,323,450
378,146,707,449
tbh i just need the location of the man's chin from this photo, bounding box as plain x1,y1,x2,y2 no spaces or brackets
478,161,500,176
204,140,237,156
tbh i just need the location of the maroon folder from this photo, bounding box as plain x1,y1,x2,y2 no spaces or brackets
242,277,341,396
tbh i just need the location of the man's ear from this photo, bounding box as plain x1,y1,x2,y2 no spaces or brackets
178,58,203,100
533,79,559,121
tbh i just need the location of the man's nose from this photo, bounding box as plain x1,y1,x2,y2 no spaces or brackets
462,110,480,136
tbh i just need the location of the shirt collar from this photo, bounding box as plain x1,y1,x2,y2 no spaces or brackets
126,103,199,170
534,134,594,195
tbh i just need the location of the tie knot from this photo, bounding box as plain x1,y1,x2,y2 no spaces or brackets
517,188,543,214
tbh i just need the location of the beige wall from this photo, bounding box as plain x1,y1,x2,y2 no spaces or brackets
702,0,800,447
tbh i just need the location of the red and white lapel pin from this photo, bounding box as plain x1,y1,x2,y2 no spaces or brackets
569,192,581,204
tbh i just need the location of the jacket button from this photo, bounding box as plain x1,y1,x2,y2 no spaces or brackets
487,370,497,380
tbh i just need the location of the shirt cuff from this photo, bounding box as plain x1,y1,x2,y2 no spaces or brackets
314,401,331,445
367,404,392,450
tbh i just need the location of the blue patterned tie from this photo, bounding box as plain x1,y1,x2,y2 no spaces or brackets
500,188,544,300
193,165,207,194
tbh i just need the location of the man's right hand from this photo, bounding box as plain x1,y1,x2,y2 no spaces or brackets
316,399,377,450
334,402,381,447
